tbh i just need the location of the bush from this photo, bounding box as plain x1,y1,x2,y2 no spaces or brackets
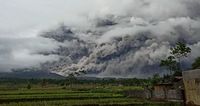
27,83,31,90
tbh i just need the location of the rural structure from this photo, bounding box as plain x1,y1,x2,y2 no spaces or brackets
183,69,200,106
124,83,184,102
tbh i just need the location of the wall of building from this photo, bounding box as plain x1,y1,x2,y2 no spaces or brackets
167,89,183,101
153,86,169,100
183,69,200,106
123,88,183,101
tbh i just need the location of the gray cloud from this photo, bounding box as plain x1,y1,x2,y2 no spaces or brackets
1,0,200,78
0,36,60,71
53,0,200,78
0,0,93,72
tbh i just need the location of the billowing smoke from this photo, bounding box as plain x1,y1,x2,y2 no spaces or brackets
48,0,200,78
1,0,200,78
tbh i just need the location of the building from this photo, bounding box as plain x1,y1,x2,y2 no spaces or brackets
153,83,173,100
183,69,200,106
152,83,183,101
124,83,184,102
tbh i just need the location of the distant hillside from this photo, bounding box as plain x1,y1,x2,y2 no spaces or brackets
0,71,65,79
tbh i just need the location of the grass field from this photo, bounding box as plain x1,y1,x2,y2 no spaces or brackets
0,84,182,106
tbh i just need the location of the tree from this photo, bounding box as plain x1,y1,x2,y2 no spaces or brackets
160,41,191,78
192,57,200,69
67,73,77,87
151,74,161,85
41,79,47,88
170,41,191,71
160,56,178,75
27,83,31,89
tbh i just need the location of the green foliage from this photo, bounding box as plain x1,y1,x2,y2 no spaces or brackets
151,74,161,85
27,83,31,90
170,42,191,58
0,78,151,87
0,98,182,106
67,73,77,85
160,56,178,75
162,74,172,83
0,78,183,106
192,57,200,69
170,41,191,71
160,41,191,77
41,79,47,88
0,84,182,106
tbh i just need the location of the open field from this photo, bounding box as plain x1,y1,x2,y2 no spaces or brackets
0,83,182,106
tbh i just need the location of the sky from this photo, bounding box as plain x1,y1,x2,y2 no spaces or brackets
0,0,95,71
1,0,200,77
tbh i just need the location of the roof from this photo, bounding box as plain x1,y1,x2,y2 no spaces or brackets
175,76,183,79
154,83,173,86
